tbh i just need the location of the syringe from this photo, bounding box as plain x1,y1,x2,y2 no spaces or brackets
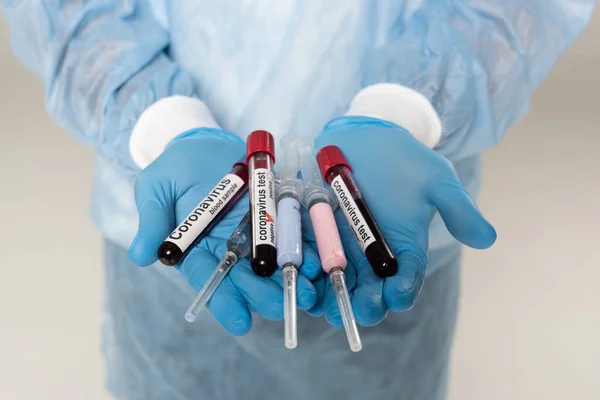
297,140,362,352
276,135,304,349
185,211,251,323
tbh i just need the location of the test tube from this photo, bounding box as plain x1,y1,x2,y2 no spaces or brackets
298,140,362,352
158,162,249,266
185,212,251,322
316,146,398,278
246,130,278,277
276,135,304,349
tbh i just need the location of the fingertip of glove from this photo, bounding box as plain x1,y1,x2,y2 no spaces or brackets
325,304,344,329
470,221,497,250
305,304,324,318
355,309,387,327
225,313,252,336
300,262,321,280
260,298,284,322
127,242,154,267
351,284,387,326
297,286,318,310
300,246,322,280
383,268,424,312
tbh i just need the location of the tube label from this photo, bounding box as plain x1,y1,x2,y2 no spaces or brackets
164,174,245,251
252,168,277,248
331,175,376,253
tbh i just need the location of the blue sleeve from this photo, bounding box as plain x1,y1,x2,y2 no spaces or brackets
2,0,197,174
363,0,594,160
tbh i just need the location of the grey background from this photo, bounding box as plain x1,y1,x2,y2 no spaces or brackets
1,10,599,400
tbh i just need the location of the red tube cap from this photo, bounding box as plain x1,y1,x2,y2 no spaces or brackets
316,145,352,178
246,130,276,164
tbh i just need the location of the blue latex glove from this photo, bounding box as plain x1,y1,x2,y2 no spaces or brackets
128,128,321,336
314,116,497,327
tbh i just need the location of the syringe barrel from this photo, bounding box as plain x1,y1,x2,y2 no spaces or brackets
297,143,323,189
279,135,300,181
303,184,333,210
276,196,302,268
309,201,346,273
297,141,337,210
277,178,304,202
227,211,252,258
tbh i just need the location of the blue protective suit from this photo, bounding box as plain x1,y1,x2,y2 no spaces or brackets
2,1,593,399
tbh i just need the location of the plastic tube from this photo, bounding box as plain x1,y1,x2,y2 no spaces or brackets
185,251,238,322
297,140,362,352
330,268,362,352
283,264,298,349
276,135,304,349
185,212,251,322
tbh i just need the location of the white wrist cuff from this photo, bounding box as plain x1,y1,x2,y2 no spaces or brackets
129,95,220,169
345,83,442,148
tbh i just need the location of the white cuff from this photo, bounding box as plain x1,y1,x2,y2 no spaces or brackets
345,83,442,148
129,95,220,169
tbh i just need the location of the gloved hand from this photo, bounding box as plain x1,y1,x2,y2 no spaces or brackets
314,116,497,327
128,128,321,335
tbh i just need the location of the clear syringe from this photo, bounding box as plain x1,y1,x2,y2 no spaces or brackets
185,211,252,323
276,135,305,349
297,140,362,352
